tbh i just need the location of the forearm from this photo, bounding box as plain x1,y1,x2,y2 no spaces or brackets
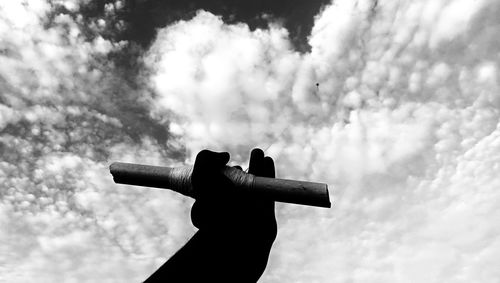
144,229,273,283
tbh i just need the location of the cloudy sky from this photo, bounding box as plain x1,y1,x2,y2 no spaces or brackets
1,0,500,282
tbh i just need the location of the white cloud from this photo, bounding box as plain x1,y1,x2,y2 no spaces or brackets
430,0,487,48
145,1,500,282
144,11,301,156
2,0,500,281
0,1,189,282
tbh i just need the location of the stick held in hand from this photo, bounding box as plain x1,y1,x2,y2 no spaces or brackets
109,162,331,208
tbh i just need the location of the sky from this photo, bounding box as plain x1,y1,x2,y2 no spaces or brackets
1,0,500,282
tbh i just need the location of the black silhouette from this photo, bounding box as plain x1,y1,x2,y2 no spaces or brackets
144,148,277,282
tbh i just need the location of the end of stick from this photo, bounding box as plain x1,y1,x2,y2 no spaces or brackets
324,184,332,208
109,162,121,183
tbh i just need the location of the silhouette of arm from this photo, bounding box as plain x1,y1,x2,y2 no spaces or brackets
144,148,277,283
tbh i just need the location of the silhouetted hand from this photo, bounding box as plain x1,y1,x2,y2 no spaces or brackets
145,148,277,283
190,148,277,242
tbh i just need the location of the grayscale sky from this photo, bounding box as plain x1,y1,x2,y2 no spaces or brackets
1,0,500,282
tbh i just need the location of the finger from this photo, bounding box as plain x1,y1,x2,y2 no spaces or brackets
233,165,243,171
262,156,275,178
248,148,264,176
194,150,230,171
247,149,276,219
192,150,230,199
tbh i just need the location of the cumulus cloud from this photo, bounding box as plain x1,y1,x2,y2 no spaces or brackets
144,11,301,158
145,0,500,282
2,0,500,282
0,1,189,282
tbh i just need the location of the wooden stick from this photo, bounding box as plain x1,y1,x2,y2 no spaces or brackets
109,162,331,208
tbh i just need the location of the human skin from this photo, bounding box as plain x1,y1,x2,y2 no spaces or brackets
144,148,277,283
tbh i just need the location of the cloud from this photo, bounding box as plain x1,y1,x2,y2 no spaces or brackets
0,1,189,282
144,11,301,158
75,0,330,51
2,0,500,282
145,0,500,282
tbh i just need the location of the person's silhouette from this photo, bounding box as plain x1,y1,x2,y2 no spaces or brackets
144,148,277,282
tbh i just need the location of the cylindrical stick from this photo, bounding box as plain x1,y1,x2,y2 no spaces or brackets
109,162,331,208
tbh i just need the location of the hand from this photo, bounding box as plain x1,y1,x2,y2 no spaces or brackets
190,148,277,250
144,148,277,282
